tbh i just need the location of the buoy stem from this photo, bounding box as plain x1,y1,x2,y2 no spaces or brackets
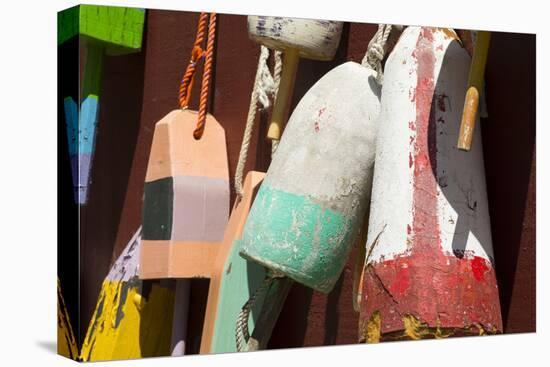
457,31,491,151
170,279,191,356
267,48,300,141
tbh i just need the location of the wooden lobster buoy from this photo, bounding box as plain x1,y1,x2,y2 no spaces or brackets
139,111,228,357
58,5,145,204
139,110,229,279
139,13,228,356
247,16,343,140
359,27,502,343
240,61,382,293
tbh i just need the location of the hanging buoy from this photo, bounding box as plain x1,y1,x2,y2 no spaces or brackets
139,111,229,276
139,13,230,356
58,5,145,204
358,27,502,343
247,16,343,141
239,60,382,294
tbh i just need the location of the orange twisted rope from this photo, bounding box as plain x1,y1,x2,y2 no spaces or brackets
195,13,216,139
178,13,208,108
178,12,217,140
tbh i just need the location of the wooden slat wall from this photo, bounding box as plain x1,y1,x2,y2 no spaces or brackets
76,9,536,346
482,32,536,332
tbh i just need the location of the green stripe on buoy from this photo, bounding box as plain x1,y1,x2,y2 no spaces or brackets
240,184,356,293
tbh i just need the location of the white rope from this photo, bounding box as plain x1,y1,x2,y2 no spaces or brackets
234,47,282,198
235,275,274,352
271,51,283,157
362,24,393,84
235,270,285,352
273,50,283,93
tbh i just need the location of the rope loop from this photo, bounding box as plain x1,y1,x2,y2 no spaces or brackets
362,24,393,84
177,12,217,140
235,270,285,352
234,46,282,199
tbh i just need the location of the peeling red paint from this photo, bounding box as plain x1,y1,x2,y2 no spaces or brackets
362,251,502,333
390,264,410,295
314,107,326,132
471,256,489,281
360,28,502,336
413,153,430,175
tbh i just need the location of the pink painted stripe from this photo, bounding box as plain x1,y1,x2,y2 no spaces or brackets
172,176,229,242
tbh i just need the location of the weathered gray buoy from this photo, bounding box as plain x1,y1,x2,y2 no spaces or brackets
240,61,382,293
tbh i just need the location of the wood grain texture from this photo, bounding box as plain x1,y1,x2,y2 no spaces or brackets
58,5,145,52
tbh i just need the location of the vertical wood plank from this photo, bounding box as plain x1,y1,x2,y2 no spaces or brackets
482,31,536,333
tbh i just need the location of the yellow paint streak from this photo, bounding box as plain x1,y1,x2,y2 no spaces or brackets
360,313,500,343
57,280,78,359
80,279,175,362
403,314,422,340
366,311,381,343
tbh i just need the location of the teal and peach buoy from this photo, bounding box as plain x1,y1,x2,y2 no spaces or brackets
58,5,145,204
239,61,382,294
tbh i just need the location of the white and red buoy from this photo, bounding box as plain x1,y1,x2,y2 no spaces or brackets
359,27,502,341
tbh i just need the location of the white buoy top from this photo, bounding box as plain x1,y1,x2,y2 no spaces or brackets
247,16,343,60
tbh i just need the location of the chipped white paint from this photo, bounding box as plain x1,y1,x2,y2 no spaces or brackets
266,62,381,214
365,27,494,264
106,227,141,282
240,62,381,292
366,28,419,263
247,16,343,60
